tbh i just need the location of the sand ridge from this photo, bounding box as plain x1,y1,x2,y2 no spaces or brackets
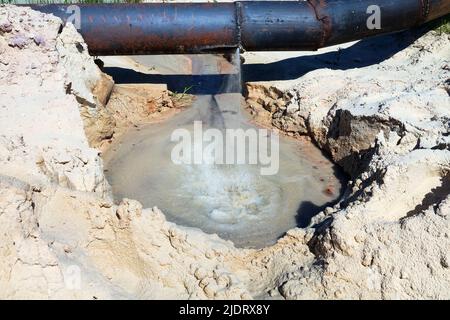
0,4,448,299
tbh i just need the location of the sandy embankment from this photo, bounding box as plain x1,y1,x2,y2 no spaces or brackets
0,5,449,299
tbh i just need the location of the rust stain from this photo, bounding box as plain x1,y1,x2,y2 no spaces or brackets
85,23,236,55
323,186,334,197
307,0,332,49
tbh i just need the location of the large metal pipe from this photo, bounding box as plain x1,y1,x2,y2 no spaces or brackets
29,1,450,55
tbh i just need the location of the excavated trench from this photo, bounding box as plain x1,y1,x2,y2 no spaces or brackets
102,52,347,249
2,3,449,300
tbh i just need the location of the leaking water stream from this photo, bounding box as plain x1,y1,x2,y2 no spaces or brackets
104,51,345,248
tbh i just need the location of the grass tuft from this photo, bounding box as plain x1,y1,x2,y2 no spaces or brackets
435,16,450,34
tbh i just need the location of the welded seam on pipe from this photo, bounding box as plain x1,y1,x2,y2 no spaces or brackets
235,1,243,51
306,0,332,49
420,0,431,20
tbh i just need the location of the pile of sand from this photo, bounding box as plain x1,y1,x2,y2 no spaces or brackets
0,4,448,299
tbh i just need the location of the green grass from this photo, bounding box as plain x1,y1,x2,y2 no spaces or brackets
435,16,450,34
171,85,194,101
424,14,450,35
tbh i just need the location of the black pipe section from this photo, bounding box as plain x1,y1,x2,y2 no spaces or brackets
28,1,450,55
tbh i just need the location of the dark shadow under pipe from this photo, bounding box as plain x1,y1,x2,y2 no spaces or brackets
28,1,450,55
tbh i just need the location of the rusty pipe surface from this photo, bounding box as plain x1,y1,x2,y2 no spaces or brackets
29,1,450,55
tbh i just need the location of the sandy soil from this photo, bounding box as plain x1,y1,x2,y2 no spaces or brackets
0,4,449,299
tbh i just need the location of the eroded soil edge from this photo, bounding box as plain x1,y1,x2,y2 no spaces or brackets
0,5,449,299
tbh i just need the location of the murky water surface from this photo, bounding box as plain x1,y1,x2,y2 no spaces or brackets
104,52,345,248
